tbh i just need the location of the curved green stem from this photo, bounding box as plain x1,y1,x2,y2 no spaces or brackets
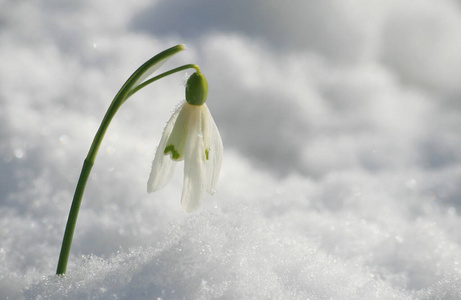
56,44,198,275
127,64,200,99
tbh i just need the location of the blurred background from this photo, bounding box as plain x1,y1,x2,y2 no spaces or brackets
1,0,461,298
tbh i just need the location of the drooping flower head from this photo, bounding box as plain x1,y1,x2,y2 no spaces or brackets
147,71,223,212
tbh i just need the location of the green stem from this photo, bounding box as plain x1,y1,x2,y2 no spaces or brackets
127,64,200,99
56,44,198,275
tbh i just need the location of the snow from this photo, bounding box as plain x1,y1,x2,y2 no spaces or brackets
1,0,461,299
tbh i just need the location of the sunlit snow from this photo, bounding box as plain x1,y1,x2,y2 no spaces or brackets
1,0,461,299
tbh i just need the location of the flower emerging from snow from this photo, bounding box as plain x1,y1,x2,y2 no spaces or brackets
147,72,223,212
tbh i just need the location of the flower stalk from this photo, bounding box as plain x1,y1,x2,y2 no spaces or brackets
56,44,200,275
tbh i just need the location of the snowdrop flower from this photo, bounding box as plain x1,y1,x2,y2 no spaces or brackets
147,72,223,212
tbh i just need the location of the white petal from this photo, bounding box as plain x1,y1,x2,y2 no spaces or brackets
181,106,207,213
201,108,211,161
147,103,183,193
203,105,223,195
164,103,193,161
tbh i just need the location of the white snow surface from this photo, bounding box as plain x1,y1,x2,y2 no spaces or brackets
1,0,461,299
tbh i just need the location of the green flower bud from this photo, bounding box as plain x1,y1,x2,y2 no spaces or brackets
186,72,208,106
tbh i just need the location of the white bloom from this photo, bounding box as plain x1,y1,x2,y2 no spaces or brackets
147,101,223,212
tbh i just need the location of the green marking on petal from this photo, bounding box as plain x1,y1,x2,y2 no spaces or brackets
205,148,209,160
164,145,180,160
